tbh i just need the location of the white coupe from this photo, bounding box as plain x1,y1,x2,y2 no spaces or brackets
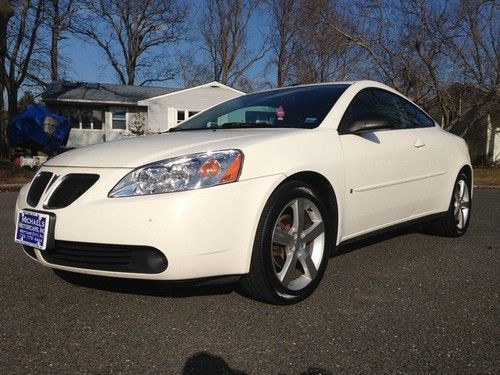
15,81,472,304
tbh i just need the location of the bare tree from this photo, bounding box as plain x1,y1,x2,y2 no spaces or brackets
399,0,459,128
264,0,301,87
397,0,498,130
46,0,77,81
325,0,498,131
448,0,499,86
325,1,413,91
5,0,45,120
200,0,265,86
291,0,361,84
0,1,13,157
74,0,188,85
331,1,452,126
0,0,14,112
176,50,212,88
323,1,449,106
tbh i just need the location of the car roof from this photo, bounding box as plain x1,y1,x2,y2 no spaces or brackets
249,80,396,95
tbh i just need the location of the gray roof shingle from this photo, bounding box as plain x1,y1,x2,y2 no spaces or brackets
42,81,181,105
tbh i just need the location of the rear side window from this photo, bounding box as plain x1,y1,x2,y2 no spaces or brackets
340,88,435,132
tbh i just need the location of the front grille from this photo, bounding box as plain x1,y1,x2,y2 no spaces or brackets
40,241,168,274
27,172,53,207
44,174,99,209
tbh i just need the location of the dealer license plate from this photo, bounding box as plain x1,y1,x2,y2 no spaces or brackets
15,210,51,250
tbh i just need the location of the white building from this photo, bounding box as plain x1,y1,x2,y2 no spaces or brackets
43,81,244,147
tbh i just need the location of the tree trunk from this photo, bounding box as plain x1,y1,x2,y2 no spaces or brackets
49,0,62,81
0,1,13,112
51,19,59,81
0,2,13,158
276,48,285,87
7,85,19,121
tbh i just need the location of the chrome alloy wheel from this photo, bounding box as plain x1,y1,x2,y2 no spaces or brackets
453,179,470,230
271,197,325,291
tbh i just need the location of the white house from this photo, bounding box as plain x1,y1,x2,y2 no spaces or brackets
137,82,244,132
42,81,244,147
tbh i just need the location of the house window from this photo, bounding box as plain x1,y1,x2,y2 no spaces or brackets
177,110,186,124
68,108,79,129
55,106,106,130
111,108,127,130
188,111,198,118
92,110,104,130
81,109,92,129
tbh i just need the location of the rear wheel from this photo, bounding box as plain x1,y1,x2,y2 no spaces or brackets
430,171,471,237
240,181,333,304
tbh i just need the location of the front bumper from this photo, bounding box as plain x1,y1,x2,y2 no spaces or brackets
15,166,284,280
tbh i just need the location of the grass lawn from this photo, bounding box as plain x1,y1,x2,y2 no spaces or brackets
0,161,35,186
0,160,499,188
474,167,500,187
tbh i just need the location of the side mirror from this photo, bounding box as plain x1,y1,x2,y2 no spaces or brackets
349,117,393,134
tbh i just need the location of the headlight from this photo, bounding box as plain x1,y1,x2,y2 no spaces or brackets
108,149,243,197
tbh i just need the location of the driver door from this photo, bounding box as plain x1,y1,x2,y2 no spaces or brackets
339,88,429,239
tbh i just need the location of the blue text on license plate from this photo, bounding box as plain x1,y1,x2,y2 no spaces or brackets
15,211,50,250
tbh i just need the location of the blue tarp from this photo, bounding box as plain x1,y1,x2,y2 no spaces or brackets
8,104,70,154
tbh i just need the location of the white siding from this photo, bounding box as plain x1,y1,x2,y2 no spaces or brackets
494,126,500,162
145,85,242,131
146,102,170,132
167,107,176,129
66,129,106,148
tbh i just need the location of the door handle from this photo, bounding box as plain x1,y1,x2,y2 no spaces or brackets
414,139,425,148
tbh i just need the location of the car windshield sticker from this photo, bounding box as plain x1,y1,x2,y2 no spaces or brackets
276,105,285,121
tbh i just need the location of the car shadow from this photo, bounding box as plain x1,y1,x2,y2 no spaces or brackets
53,224,430,299
182,352,332,374
334,223,426,257
52,269,238,298
182,352,247,375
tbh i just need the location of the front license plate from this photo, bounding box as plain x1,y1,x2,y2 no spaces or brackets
15,210,51,250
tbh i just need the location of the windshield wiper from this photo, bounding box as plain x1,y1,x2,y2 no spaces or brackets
219,122,271,129
169,122,275,132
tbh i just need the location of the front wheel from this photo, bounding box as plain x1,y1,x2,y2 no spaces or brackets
240,181,333,304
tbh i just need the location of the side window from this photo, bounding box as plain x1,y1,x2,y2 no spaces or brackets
340,89,403,132
340,88,435,133
401,100,435,128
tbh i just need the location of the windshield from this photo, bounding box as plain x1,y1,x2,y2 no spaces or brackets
172,84,350,131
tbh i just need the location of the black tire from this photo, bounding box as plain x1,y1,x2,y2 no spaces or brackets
240,181,334,305
429,171,472,237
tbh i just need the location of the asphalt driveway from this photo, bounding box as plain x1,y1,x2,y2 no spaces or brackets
0,190,498,374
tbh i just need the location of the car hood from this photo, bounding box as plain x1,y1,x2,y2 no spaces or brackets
44,129,302,168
